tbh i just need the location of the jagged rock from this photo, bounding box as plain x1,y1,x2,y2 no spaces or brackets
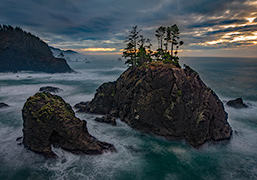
74,102,117,125
74,101,91,112
39,86,63,93
75,82,117,114
226,98,248,108
16,137,23,145
22,92,115,158
75,62,232,147
95,111,117,126
0,102,9,109
0,25,74,73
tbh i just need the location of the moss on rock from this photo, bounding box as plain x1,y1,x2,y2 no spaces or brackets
22,92,115,158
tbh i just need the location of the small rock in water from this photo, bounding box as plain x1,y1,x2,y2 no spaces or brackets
0,102,9,109
226,98,248,108
39,86,63,93
16,137,23,145
234,130,239,136
16,137,23,141
74,101,89,112
95,114,117,126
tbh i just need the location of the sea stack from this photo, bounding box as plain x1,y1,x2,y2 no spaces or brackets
22,92,115,158
75,62,232,147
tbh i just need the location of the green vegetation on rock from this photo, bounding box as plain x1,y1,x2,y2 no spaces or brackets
22,92,115,158
0,25,73,73
122,24,183,68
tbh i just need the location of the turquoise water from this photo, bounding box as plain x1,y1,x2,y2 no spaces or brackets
0,57,257,180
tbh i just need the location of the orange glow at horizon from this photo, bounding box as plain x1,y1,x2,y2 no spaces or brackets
83,48,116,52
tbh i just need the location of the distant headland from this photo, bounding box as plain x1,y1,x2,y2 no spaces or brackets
0,25,73,73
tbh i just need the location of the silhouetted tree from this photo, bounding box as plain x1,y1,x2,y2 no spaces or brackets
123,24,183,68
164,27,171,53
174,41,184,58
155,26,166,50
170,24,180,57
3,25,8,31
123,42,135,65
123,26,141,66
145,38,152,52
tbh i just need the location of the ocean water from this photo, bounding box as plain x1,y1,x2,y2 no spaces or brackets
0,57,257,180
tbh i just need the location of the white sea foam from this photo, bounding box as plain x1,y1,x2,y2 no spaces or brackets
225,100,257,121
169,147,187,154
0,126,42,170
41,117,146,180
1,58,257,179
0,66,122,83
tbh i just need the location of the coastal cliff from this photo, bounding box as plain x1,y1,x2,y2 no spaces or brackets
0,25,73,73
75,62,232,147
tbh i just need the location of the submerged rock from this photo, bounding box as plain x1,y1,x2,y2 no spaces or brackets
75,62,232,147
0,102,9,109
39,86,63,93
22,92,115,158
226,98,248,108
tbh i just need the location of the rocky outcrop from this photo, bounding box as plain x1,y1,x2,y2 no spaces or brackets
226,98,248,108
75,62,232,147
0,102,9,109
95,111,118,126
22,92,115,158
39,86,63,93
0,25,73,73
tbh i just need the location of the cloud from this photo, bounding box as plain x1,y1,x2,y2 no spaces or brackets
188,19,248,28
0,0,256,57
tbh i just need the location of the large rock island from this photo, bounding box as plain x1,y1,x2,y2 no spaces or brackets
22,92,115,158
75,62,232,147
0,25,73,73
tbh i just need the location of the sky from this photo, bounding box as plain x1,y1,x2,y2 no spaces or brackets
0,0,257,57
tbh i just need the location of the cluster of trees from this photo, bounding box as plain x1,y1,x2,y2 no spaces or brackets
122,24,183,67
0,25,53,57
0,25,43,43
0,25,22,32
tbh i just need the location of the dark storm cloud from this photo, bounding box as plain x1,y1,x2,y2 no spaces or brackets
206,25,257,36
189,19,248,28
0,0,256,54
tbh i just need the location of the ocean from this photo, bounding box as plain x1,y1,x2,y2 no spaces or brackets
0,57,256,180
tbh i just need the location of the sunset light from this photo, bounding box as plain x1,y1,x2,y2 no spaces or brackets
246,17,256,23
83,48,116,52
1,0,257,179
